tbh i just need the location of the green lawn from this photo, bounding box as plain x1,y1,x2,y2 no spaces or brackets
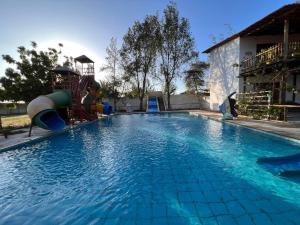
1,115,31,128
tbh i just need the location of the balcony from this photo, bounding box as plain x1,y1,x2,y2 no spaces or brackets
75,66,95,76
240,41,300,75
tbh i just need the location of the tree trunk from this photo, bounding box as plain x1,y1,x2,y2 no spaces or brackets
279,71,287,104
165,81,172,110
167,92,171,110
139,96,144,111
113,97,117,112
165,81,170,110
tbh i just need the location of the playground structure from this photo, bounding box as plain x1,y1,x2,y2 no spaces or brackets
27,55,112,133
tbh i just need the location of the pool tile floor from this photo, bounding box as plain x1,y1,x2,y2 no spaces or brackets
98,161,300,225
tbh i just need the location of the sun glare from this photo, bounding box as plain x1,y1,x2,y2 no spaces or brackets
39,40,106,81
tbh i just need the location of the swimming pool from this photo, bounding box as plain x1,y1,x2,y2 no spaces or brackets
0,113,299,225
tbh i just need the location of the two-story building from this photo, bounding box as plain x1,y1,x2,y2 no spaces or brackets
204,3,300,111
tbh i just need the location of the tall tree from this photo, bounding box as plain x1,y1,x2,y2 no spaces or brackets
98,80,115,98
100,37,122,110
121,15,160,111
158,2,196,109
0,42,63,103
184,61,209,94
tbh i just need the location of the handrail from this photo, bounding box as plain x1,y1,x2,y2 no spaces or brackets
156,97,160,111
240,41,300,73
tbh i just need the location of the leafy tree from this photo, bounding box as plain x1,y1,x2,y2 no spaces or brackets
184,61,209,94
98,80,119,99
163,81,176,95
124,86,140,98
100,37,122,110
158,2,196,109
121,15,160,110
0,41,63,103
63,56,74,69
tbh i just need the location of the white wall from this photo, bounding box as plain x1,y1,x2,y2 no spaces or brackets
166,95,210,110
207,37,240,111
104,94,210,112
207,34,300,110
103,97,147,112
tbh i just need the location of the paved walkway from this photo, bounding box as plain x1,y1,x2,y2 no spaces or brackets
0,127,55,151
189,110,300,141
0,120,98,151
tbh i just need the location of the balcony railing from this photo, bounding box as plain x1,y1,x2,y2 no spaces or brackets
240,41,300,74
75,66,95,76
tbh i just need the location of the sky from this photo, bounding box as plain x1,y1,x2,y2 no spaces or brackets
0,0,295,93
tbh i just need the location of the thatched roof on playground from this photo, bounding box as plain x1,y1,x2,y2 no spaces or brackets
74,55,94,63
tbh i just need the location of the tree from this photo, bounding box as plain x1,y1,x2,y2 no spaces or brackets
121,15,160,111
98,80,116,99
163,81,176,95
100,38,122,110
0,41,63,103
158,2,196,110
62,56,74,69
184,61,209,94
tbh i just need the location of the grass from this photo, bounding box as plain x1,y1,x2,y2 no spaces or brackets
1,114,31,128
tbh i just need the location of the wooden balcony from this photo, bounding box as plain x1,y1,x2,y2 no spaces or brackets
75,66,95,76
240,41,300,75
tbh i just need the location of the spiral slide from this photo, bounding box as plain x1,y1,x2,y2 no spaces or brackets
27,90,71,131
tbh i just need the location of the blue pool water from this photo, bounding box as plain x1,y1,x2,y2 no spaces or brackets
0,113,300,225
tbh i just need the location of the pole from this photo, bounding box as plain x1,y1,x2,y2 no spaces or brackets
279,19,289,104
283,19,289,61
28,121,33,137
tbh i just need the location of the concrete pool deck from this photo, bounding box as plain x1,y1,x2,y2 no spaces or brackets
189,110,300,141
1,111,300,151
0,127,52,151
0,120,100,151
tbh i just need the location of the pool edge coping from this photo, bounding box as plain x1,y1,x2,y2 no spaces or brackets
1,111,299,152
190,112,300,145
0,119,100,153
0,112,189,152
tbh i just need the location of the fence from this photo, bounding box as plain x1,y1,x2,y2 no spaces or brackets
237,91,284,120
240,41,300,73
0,103,27,115
104,94,210,112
